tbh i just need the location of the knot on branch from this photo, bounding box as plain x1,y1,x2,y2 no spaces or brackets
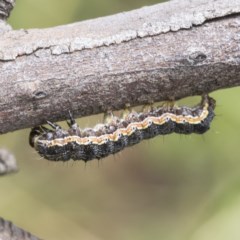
32,90,48,100
0,0,15,20
188,51,207,64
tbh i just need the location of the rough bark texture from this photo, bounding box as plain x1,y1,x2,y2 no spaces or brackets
0,0,15,20
0,0,239,134
0,0,14,33
0,149,17,175
0,217,40,240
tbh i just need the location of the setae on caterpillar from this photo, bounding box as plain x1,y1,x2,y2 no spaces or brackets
29,95,216,162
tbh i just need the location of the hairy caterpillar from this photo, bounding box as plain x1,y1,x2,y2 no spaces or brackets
29,95,216,162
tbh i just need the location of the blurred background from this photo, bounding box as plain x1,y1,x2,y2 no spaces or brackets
1,0,240,239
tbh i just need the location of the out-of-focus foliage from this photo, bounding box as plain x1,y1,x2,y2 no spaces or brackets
1,1,240,240
9,0,163,28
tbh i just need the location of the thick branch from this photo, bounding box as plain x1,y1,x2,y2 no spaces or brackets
0,0,239,134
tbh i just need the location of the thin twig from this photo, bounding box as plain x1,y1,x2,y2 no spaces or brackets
0,217,40,240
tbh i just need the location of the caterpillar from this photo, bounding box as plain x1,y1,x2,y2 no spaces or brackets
29,95,216,162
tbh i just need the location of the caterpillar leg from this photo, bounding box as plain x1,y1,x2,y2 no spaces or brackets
39,125,51,132
159,101,177,112
201,94,211,106
121,103,132,120
164,101,176,108
66,110,78,128
47,121,61,130
103,110,115,124
141,101,155,113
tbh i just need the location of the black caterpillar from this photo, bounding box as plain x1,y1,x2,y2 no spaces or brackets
29,95,216,162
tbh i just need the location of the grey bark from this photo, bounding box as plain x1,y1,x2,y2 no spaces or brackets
0,217,40,240
0,149,17,176
0,0,15,20
0,0,240,134
0,0,14,32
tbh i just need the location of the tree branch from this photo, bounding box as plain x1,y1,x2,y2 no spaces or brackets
0,217,40,240
0,0,15,20
0,0,14,33
0,149,17,176
0,0,239,135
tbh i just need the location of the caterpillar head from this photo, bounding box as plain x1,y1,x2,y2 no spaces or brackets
29,126,47,148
